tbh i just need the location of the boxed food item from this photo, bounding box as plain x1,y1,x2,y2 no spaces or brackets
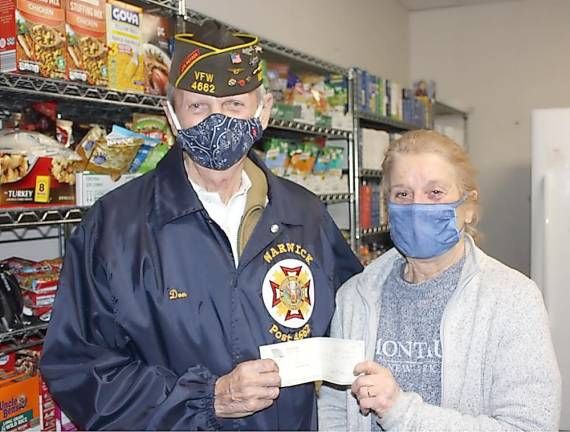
0,373,40,431
3,0,67,78
263,139,289,177
141,13,172,96
0,0,17,72
106,0,144,93
132,113,174,147
65,0,107,86
75,171,141,206
0,155,76,207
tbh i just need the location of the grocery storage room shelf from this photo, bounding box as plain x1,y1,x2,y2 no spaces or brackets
318,193,352,204
268,118,351,138
360,169,383,179
0,207,87,229
0,73,165,112
0,322,48,347
183,10,347,75
360,225,389,237
356,111,419,133
0,193,349,229
0,73,350,137
140,0,178,11
433,101,468,118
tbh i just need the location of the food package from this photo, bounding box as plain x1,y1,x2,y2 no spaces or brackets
132,113,174,147
263,139,289,177
77,125,142,176
141,13,172,96
106,0,144,93
287,141,320,177
65,0,107,86
108,126,161,173
20,101,57,137
0,130,81,207
136,143,168,173
4,0,67,78
0,373,40,431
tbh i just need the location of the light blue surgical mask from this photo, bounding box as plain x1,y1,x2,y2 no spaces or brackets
387,196,466,259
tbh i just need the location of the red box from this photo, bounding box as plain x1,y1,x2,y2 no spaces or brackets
0,155,76,208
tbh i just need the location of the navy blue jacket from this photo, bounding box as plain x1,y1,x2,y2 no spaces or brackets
40,144,362,430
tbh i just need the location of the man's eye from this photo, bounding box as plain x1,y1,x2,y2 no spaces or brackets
395,191,408,198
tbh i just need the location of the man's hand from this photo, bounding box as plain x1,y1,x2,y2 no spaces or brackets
214,359,281,418
352,361,400,417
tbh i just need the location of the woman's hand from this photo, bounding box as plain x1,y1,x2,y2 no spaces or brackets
352,361,400,417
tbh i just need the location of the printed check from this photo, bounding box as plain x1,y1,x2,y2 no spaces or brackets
259,337,365,387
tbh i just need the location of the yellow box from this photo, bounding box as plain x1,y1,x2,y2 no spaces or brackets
106,0,144,93
34,176,51,203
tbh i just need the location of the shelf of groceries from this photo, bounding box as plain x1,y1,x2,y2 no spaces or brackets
0,192,351,230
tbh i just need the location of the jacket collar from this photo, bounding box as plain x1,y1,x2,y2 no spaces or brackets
152,144,305,228
355,234,484,302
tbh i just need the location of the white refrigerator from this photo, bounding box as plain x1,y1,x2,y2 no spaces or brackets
531,108,570,430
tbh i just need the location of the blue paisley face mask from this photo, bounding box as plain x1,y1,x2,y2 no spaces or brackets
387,195,466,259
167,101,264,171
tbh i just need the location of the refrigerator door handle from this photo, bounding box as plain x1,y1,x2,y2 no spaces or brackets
542,172,552,312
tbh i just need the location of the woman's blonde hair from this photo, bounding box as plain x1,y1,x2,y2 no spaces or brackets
380,129,481,241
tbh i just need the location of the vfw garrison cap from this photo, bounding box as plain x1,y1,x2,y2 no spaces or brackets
169,20,264,97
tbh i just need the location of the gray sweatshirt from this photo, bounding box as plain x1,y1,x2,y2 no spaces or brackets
318,236,561,431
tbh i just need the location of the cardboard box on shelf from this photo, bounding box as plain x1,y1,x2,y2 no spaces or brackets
141,13,172,96
0,155,76,208
1,0,67,78
106,0,144,93
75,171,141,206
0,373,40,431
65,0,107,86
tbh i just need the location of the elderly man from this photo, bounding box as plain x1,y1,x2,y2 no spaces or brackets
40,21,362,430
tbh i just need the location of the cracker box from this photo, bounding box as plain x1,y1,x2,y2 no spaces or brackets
65,0,107,86
106,0,144,93
141,13,172,96
2,0,67,78
0,373,40,431
0,155,76,208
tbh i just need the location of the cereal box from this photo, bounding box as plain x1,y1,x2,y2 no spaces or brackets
141,13,172,95
106,0,143,93
10,0,67,78
65,0,107,86
0,373,40,431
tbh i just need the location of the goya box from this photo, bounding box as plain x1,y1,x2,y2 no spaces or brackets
65,0,107,86
0,373,40,431
106,0,144,93
0,154,76,208
12,0,67,78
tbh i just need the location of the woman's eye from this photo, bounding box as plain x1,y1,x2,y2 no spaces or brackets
395,191,408,198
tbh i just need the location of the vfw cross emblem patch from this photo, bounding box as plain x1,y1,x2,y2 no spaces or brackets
262,259,314,329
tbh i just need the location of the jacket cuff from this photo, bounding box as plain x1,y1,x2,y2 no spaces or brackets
377,391,419,430
180,365,223,430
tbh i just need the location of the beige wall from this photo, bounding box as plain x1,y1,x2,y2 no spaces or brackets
410,0,570,275
186,0,410,85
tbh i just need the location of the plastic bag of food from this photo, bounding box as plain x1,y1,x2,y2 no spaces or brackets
78,126,142,176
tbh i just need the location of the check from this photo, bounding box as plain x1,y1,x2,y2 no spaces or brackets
259,337,365,387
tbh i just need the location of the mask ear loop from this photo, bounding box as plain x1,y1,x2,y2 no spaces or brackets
254,102,264,119
165,100,183,132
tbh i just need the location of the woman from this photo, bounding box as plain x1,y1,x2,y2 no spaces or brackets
318,130,561,431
